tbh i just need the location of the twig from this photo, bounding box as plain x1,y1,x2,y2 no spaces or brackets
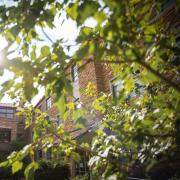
40,24,54,44
136,59,180,91
55,134,131,171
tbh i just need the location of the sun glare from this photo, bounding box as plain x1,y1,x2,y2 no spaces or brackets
0,36,8,64
0,36,7,51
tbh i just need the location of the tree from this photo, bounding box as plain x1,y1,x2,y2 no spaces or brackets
0,0,180,179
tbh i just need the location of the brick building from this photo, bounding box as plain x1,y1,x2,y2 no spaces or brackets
0,103,27,154
33,57,114,176
32,1,180,177
0,0,178,177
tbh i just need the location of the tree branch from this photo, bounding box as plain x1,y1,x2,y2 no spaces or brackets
40,25,54,44
136,59,180,91
97,58,180,91
55,134,130,171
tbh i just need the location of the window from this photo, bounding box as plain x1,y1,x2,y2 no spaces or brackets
46,97,52,110
112,79,123,98
46,115,51,122
74,98,80,110
17,133,23,138
0,108,14,119
56,115,62,126
46,148,52,160
0,129,11,142
35,149,43,161
18,115,24,124
111,77,144,99
38,150,42,159
75,152,89,175
72,64,78,81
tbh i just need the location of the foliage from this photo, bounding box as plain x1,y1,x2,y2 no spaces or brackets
10,138,27,151
0,0,180,179
72,173,90,180
34,160,70,180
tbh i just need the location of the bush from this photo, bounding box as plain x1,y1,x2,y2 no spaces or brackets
34,161,70,180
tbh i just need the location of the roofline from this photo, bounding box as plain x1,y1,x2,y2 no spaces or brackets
34,95,45,108
0,103,16,108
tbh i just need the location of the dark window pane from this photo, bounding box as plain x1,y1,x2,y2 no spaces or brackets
38,150,42,159
0,130,11,142
56,115,62,125
46,149,52,160
46,97,52,110
72,64,78,81
112,80,122,98
46,116,50,122
74,98,80,110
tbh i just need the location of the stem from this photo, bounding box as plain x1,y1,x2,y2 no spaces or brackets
40,24,54,44
136,59,180,91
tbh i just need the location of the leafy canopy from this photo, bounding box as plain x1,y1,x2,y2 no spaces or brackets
0,0,180,179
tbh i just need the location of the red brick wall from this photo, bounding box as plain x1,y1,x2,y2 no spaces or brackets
94,62,113,94
33,59,114,133
0,117,18,141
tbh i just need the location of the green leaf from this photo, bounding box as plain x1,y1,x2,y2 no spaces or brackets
24,162,39,180
124,76,134,94
71,152,81,162
56,94,66,115
0,160,9,168
144,25,156,35
12,161,23,174
75,43,89,60
94,11,106,24
75,117,86,128
63,110,70,121
76,26,93,43
64,78,73,95
66,2,78,20
40,46,51,57
16,36,21,45
77,1,99,24
72,109,84,120
30,45,36,59
140,69,159,84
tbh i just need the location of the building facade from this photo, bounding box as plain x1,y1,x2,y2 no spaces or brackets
0,103,27,156
32,1,180,176
33,58,114,176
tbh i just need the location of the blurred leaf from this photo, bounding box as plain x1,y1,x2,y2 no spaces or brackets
56,94,66,115
24,162,39,180
40,46,50,57
66,2,78,20
12,161,23,174
124,76,135,94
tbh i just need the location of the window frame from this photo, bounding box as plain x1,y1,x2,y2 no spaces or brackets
0,129,11,143
46,97,52,110
75,151,89,176
71,64,78,81
110,74,144,100
74,97,80,110
0,107,15,119
56,114,62,126
111,79,123,98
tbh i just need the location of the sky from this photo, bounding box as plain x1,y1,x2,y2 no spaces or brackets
0,2,96,105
